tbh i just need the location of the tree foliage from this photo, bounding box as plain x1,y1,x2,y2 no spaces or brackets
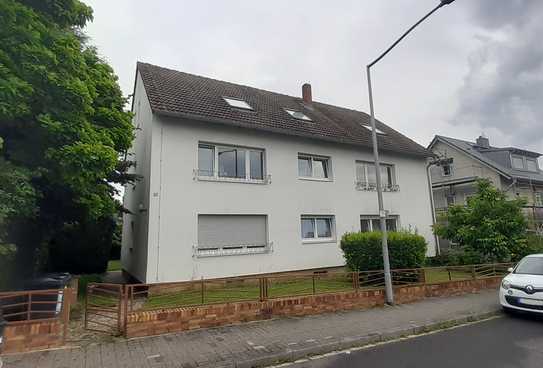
434,179,527,262
0,0,134,281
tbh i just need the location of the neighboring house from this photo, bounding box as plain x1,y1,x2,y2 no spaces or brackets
121,62,436,283
429,135,543,244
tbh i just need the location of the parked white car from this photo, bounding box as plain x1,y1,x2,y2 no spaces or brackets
499,254,543,314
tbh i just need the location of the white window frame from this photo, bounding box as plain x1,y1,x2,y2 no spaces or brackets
285,109,312,121
301,215,336,243
223,97,253,110
361,125,386,135
535,192,543,207
298,154,332,181
526,158,539,172
360,215,399,232
442,163,453,177
196,142,268,184
196,214,271,257
511,154,526,170
355,160,398,191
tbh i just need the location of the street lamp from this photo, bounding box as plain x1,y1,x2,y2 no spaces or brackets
366,0,456,305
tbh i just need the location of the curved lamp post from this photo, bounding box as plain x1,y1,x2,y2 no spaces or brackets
366,0,456,305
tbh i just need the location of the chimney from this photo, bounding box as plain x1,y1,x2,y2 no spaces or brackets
476,135,490,149
302,83,312,103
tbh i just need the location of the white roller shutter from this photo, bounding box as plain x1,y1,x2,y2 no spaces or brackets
198,215,267,249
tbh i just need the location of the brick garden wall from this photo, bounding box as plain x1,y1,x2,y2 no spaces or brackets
2,319,63,354
125,276,502,338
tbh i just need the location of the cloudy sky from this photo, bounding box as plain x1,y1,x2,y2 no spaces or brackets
84,0,542,154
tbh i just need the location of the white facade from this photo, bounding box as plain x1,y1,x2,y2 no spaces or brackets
122,73,436,283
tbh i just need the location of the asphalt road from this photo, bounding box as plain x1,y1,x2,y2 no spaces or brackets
290,313,543,368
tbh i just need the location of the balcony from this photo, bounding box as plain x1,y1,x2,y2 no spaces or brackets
193,169,271,184
355,181,400,192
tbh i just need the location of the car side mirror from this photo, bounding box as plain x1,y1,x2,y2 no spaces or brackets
507,267,514,273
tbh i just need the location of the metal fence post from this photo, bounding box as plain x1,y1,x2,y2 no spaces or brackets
201,277,205,305
122,285,129,337
312,275,316,295
27,293,32,321
471,265,476,279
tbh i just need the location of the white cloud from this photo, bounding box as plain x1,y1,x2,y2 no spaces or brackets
84,0,542,155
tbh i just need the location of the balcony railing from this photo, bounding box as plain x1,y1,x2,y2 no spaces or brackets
194,242,273,258
193,169,271,184
355,181,400,192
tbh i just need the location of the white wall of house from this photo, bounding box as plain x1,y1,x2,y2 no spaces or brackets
120,73,154,282
123,74,436,283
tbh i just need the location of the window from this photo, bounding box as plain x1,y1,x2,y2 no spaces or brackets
223,97,252,110
527,159,538,172
512,155,525,170
361,125,386,135
360,216,398,232
536,192,543,207
446,194,455,207
197,143,265,181
298,154,331,179
356,161,396,189
285,109,312,121
219,147,245,178
442,164,452,176
197,215,269,256
198,144,215,176
301,216,335,241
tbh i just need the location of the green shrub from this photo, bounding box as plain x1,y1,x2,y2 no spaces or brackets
516,235,543,260
340,231,427,271
425,247,485,266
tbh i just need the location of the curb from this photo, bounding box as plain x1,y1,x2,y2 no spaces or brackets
234,309,501,368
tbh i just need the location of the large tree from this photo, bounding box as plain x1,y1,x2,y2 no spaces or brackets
0,0,134,285
434,179,527,262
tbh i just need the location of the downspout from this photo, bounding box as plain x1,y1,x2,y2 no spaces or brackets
426,161,441,256
155,125,164,282
503,178,518,194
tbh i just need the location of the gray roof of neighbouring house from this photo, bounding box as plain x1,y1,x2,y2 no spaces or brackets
136,62,430,157
431,135,543,184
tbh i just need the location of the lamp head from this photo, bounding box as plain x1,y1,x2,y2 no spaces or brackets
440,0,456,5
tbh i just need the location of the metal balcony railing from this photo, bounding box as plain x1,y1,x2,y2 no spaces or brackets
355,181,400,192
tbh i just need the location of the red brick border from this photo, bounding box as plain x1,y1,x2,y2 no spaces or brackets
2,319,63,354
125,277,501,338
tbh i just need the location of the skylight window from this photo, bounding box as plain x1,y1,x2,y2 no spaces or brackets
223,97,253,110
285,109,312,121
361,125,386,135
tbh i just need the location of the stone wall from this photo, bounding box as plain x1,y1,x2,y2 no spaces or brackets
125,276,501,338
2,319,63,354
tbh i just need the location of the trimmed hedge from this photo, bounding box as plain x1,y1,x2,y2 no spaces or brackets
340,231,427,271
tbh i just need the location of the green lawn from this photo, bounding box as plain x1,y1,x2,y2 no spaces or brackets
143,275,357,310
107,260,122,272
424,268,473,283
138,268,503,311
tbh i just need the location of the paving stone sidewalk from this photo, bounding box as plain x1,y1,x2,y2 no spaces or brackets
3,290,501,368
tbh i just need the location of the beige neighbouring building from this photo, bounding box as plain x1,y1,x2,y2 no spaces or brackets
428,135,543,249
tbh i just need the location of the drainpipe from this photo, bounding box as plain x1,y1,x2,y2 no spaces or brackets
426,161,441,256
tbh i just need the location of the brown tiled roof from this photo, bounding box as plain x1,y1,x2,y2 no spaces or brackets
137,62,430,157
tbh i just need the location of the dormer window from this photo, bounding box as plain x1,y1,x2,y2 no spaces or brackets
527,159,538,172
285,109,311,121
511,155,524,170
511,154,539,172
361,125,386,135
223,97,253,110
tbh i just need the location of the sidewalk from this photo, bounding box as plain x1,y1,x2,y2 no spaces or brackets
3,290,501,368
